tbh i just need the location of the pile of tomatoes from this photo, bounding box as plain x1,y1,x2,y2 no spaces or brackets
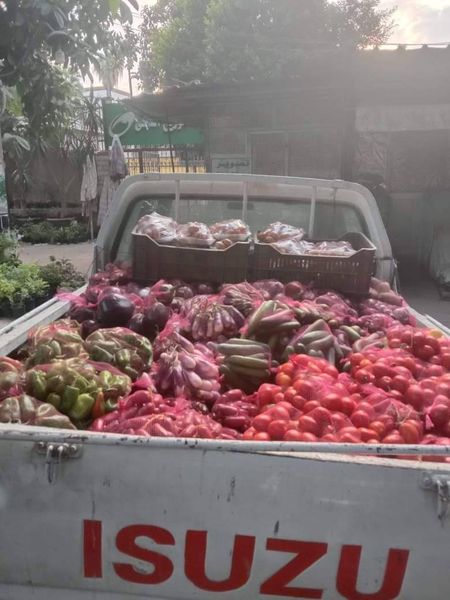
241,342,450,456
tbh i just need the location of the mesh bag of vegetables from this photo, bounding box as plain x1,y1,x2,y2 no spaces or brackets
0,394,76,429
0,357,24,401
25,359,132,427
25,319,87,366
85,328,153,380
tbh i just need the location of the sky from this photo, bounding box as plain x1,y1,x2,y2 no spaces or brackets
139,0,450,45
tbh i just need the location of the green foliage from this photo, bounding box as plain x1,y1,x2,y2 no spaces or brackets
0,0,138,186
39,257,86,293
0,231,19,265
137,0,396,88
19,221,90,245
0,263,49,305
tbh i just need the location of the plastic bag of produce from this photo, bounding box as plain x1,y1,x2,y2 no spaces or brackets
0,357,24,401
210,219,250,241
25,359,132,425
272,238,314,255
91,390,239,439
135,212,178,244
85,327,153,380
181,296,245,341
152,327,220,406
25,319,87,366
219,282,265,317
176,222,214,247
0,394,76,429
307,241,355,256
257,222,305,243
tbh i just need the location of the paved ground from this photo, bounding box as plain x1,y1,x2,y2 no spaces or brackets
18,241,95,277
400,267,450,328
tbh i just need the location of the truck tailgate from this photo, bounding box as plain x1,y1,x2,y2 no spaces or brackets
0,426,449,599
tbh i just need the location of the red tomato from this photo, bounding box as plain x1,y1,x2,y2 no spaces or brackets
291,395,306,411
340,397,357,416
436,382,450,398
321,393,343,412
373,363,394,379
321,433,339,442
283,387,297,404
293,379,314,400
349,353,364,367
425,336,440,353
276,372,292,389
310,407,332,426
278,362,295,376
253,431,271,441
270,406,291,421
298,415,321,436
377,376,392,391
303,400,321,413
355,369,375,384
291,354,311,367
382,432,405,444
339,433,360,444
359,427,379,442
252,414,272,432
331,413,349,431
356,401,375,416
429,404,450,428
276,401,297,417
391,375,410,394
369,420,386,438
351,410,371,428
284,429,303,442
399,420,422,444
377,415,396,432
267,420,288,440
412,331,426,349
427,365,445,378
257,384,280,408
404,384,425,411
440,353,450,370
366,438,381,444
298,432,318,442
323,365,339,379
415,345,436,361
339,426,362,439
243,428,255,440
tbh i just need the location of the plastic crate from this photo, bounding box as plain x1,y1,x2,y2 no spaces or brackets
132,229,250,284
250,232,375,295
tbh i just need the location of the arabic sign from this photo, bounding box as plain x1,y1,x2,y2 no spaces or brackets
211,156,251,174
102,102,204,148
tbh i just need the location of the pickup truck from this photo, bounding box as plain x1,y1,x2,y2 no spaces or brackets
0,173,449,600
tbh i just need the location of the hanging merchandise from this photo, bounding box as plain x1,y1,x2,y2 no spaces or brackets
110,135,128,182
97,176,119,228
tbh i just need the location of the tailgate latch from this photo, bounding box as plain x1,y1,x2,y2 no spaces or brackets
421,472,450,521
34,442,82,484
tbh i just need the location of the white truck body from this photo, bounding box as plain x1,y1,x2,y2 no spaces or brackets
0,175,448,599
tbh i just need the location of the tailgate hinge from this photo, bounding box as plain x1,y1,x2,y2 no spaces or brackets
34,442,82,484
421,472,450,521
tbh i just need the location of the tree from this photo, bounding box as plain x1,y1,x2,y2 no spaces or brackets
137,0,395,88
0,0,138,213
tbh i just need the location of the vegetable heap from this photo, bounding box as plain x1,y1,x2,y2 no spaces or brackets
2,264,450,462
